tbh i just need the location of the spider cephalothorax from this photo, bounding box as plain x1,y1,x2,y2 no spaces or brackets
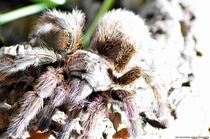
0,9,173,139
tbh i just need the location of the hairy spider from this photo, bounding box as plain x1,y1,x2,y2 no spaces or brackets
0,9,173,138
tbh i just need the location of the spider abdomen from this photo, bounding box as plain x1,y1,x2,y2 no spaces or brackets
90,9,152,74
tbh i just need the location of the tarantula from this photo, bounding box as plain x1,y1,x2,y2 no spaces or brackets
0,9,173,138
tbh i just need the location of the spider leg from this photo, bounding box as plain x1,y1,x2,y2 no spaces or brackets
78,95,107,139
112,67,173,128
115,90,143,138
108,67,161,99
111,67,173,129
108,67,142,85
38,106,56,132
57,78,94,139
0,44,61,80
39,77,93,136
38,81,70,131
67,78,93,106
139,71,173,127
29,9,85,53
4,67,63,138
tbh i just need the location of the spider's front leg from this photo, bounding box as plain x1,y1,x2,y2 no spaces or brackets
4,67,64,138
108,66,161,103
111,68,158,102
109,65,173,126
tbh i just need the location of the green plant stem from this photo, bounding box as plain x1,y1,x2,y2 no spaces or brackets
82,0,114,48
29,0,66,5
0,3,56,26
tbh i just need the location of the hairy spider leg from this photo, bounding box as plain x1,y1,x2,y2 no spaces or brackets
77,95,107,139
38,81,70,131
110,68,172,129
0,44,61,81
5,67,63,138
55,77,93,139
114,90,143,138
